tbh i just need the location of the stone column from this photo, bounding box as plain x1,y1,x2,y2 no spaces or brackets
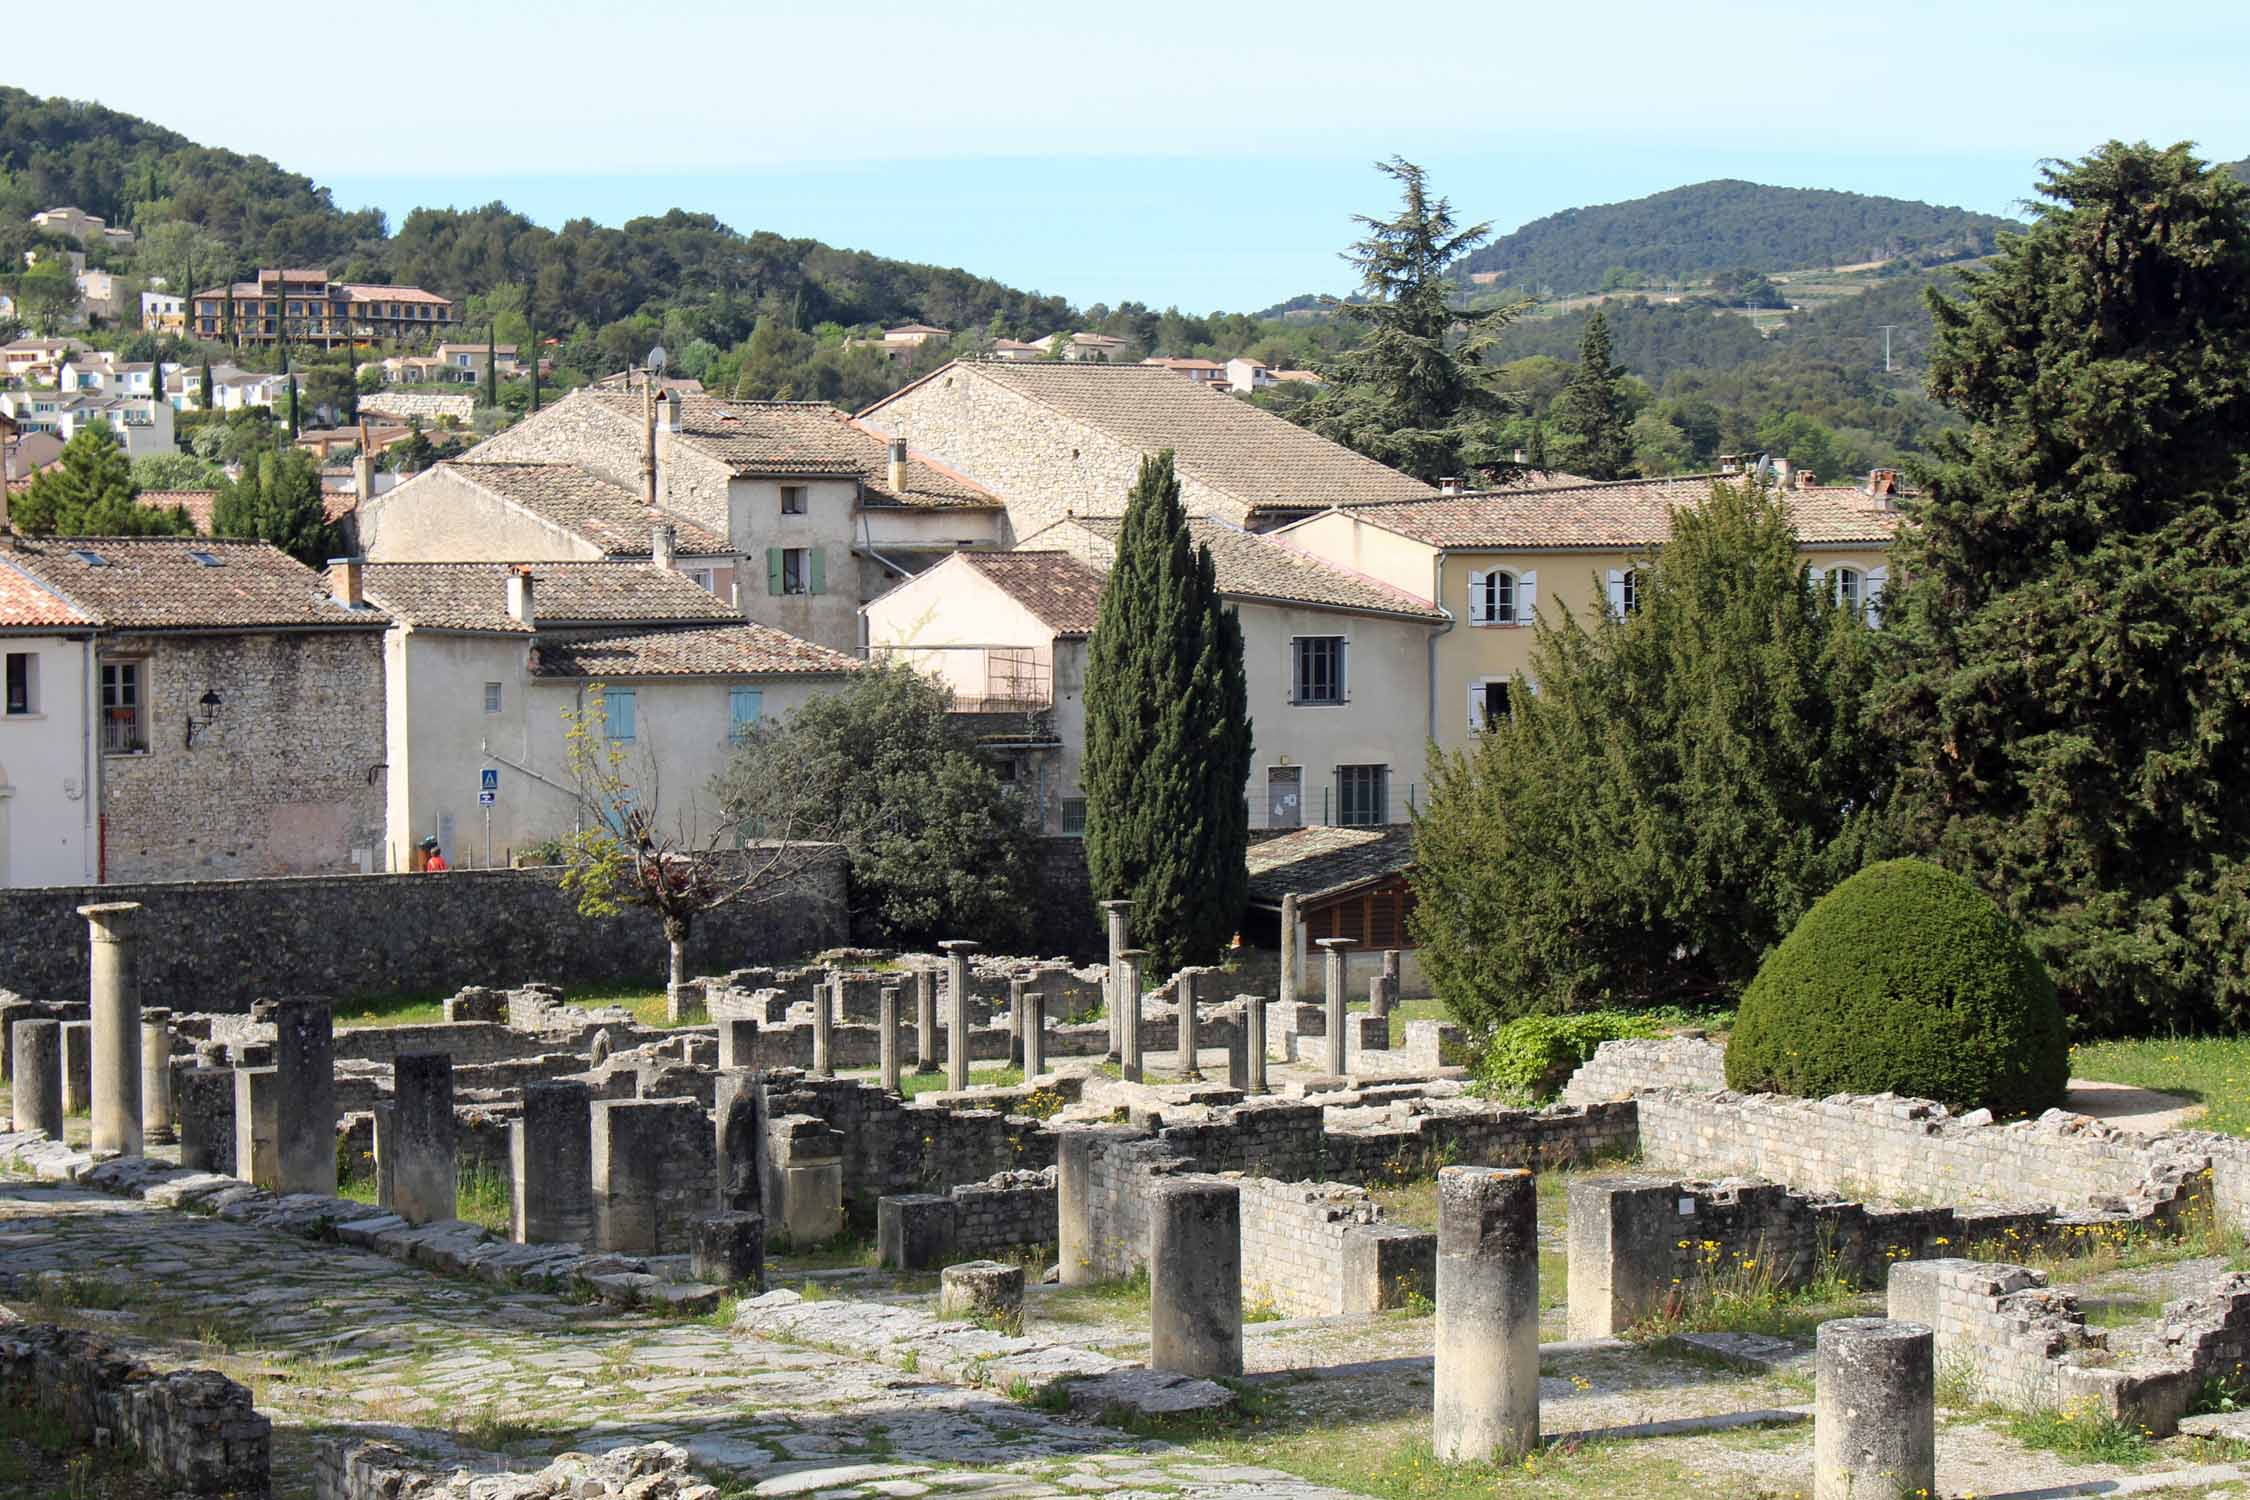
1116,950,1146,1083
11,1019,62,1137
1176,969,1204,1081
1369,974,1394,1022
1150,1178,1243,1378
1318,937,1356,1075
1434,1166,1540,1462
941,1260,1025,1322
1101,899,1132,1061
913,967,939,1074
940,940,977,1091
139,1008,176,1145
878,986,903,1093
716,1014,758,1072
1382,947,1401,995
80,901,143,1155
273,999,336,1196
1021,991,1046,1080
387,1053,456,1226
1814,1318,1935,1500
1055,1126,1113,1286
233,1066,281,1189
811,972,836,1078
1007,976,1027,1070
714,1070,766,1216
1241,993,1268,1095
512,1080,594,1245
59,1021,91,1117
1278,892,1299,1006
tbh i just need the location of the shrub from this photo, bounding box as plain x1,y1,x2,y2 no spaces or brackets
1724,858,2068,1116
1473,1010,1666,1102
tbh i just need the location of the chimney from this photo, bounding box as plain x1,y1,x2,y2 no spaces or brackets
1438,476,1462,496
1772,458,1793,490
887,436,909,494
657,389,683,435
1865,467,1901,502
506,567,536,629
327,556,364,609
651,520,677,571
1797,470,1817,491
1512,448,1525,465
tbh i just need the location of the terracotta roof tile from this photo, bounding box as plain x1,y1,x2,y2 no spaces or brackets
1044,516,1446,620
440,462,729,555
0,554,95,628
956,552,1107,636
1245,824,1415,905
529,622,862,679
0,537,384,630
1333,474,1904,550
363,561,740,634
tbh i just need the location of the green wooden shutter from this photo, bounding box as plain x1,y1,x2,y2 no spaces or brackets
808,547,826,596
766,548,783,595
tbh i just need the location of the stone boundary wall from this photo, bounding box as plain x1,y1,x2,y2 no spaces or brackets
0,1318,271,1496
0,855,847,1013
1237,1178,1434,1318
1562,1036,1730,1103
762,1074,1062,1226
355,390,473,424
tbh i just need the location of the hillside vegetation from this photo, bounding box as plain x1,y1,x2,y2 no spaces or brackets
1459,178,2019,296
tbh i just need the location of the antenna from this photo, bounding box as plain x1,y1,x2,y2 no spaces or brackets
1878,325,1898,374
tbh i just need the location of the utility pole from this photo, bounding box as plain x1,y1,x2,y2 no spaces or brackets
1878,325,1898,374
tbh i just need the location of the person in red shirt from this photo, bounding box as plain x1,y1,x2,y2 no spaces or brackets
419,836,449,872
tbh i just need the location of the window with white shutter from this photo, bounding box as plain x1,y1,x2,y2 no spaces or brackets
1518,570,1537,622
1865,565,1888,626
1606,568,1625,615
1466,570,1488,623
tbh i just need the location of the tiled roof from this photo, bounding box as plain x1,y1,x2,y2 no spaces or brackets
341,284,453,305
0,537,384,631
362,561,740,634
569,391,1000,509
439,462,730,555
1049,516,1447,621
136,490,220,534
892,362,1436,512
956,552,1107,636
1245,824,1415,906
1330,474,1904,550
0,555,95,628
529,622,862,679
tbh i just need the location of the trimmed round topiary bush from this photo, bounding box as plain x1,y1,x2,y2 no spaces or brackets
1724,858,2068,1116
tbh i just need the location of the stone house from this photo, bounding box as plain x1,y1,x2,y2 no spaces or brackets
865,517,1446,834
1278,469,1904,755
857,359,1435,542
363,559,859,871
0,534,389,885
454,387,1007,653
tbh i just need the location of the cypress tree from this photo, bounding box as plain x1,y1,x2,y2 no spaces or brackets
1549,311,1633,479
199,359,214,411
528,304,542,414
287,374,300,438
484,323,499,408
1884,141,2250,1034
1081,451,1253,972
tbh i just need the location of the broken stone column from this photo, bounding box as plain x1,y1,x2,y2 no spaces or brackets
941,939,977,1091
715,1012,758,1072
1382,947,1401,995
1815,1318,1935,1500
1434,1166,1540,1462
1319,937,1356,1075
1056,1125,1135,1286
878,985,903,1093
233,1066,281,1189
59,1021,90,1117
1102,898,1133,1061
272,999,336,1196
11,1019,62,1137
941,1260,1025,1322
1150,1178,1243,1378
1008,976,1027,1069
913,967,939,1074
1176,969,1204,1081
80,901,142,1156
692,1211,766,1287
1021,991,1046,1079
713,1070,767,1217
139,1008,176,1145
1115,949,1147,1081
812,973,836,1078
385,1053,456,1226
1278,892,1299,1006
878,1193,958,1270
512,1080,594,1245
1240,993,1268,1095
1369,973,1394,1021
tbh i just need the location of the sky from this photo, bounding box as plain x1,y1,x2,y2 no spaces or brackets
19,0,2250,310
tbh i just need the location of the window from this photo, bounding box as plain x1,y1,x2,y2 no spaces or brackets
1336,764,1389,827
483,681,503,715
1470,570,1519,625
1266,766,1303,829
1471,679,1510,732
780,485,807,515
1060,798,1087,836
1833,567,1863,612
1608,567,1643,616
605,688,637,743
728,686,762,744
685,568,715,595
770,547,821,596
1291,635,1346,704
100,660,146,754
5,653,36,716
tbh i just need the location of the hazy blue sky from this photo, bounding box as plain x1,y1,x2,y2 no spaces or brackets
19,1,2250,309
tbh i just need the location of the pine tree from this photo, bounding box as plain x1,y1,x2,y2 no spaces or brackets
1411,478,1885,1024
14,423,190,536
211,444,334,564
1081,451,1254,972
1882,141,2250,1034
1296,158,1526,482
1549,311,1634,479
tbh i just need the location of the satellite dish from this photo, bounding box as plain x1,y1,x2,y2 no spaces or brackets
646,345,669,376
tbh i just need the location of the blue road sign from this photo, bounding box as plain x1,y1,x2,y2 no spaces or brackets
481,768,499,793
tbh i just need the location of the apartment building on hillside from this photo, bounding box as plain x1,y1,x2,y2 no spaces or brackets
191,269,457,348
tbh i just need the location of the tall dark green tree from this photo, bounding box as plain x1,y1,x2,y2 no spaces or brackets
1883,141,2250,1035
14,423,192,536
484,323,499,407
1081,452,1253,972
199,358,214,410
286,374,300,438
1295,158,1526,482
1548,311,1634,479
211,443,334,564
1411,478,1886,1025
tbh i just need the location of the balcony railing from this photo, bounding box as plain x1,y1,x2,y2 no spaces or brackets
872,644,1053,712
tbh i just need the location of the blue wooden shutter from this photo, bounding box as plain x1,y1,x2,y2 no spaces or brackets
606,688,637,742
808,548,826,596
766,548,783,595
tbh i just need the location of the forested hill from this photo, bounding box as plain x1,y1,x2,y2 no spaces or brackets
2231,157,2250,185
1459,179,2019,296
0,86,1071,341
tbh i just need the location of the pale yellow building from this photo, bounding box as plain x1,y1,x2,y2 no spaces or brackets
1280,471,1903,754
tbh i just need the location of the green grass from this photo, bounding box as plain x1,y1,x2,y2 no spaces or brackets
1386,998,1450,1048
333,981,670,1030
334,1161,513,1231
895,1066,1024,1097
1997,1399,2154,1464
2071,1035,2245,1135
1190,1419,1714,1500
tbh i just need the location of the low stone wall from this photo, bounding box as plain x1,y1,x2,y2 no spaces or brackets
0,1319,271,1496
355,390,473,424
1237,1177,1433,1318
1562,1036,1730,1103
949,1169,1059,1257
317,1438,716,1500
